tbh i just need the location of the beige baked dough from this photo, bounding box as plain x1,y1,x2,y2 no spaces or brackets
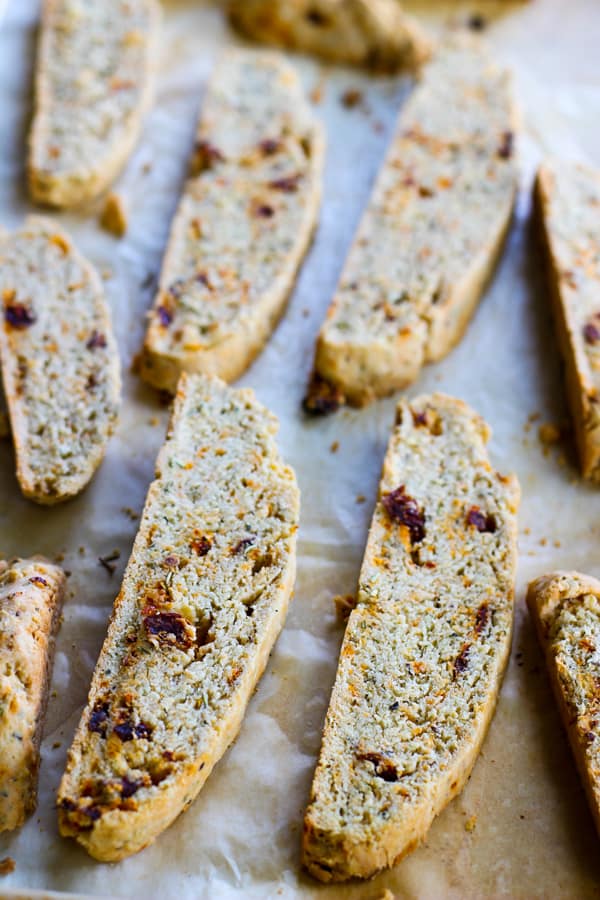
0,217,121,504
0,558,66,832
535,161,600,482
229,0,431,72
303,393,519,881
28,0,160,207
57,373,299,861
139,49,324,393
305,34,518,412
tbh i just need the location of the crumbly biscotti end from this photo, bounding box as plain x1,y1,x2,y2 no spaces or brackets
57,373,299,861
228,0,431,73
306,35,517,413
28,0,160,208
303,393,519,881
0,557,66,832
0,216,121,504
139,49,324,393
527,570,600,836
534,161,600,483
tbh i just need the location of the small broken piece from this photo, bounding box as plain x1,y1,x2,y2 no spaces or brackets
99,192,128,238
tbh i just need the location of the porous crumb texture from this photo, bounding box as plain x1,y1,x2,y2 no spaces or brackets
28,0,160,207
0,217,121,504
527,571,600,836
535,161,600,482
303,394,519,881
140,49,325,392
0,558,66,832
228,0,431,73
57,373,299,861
308,34,518,410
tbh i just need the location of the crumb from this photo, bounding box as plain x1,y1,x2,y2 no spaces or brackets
122,507,139,521
99,192,128,238
465,814,477,832
520,814,525,820
149,416,160,427
0,857,15,875
98,550,120,577
333,594,356,622
51,690,57,698
101,267,113,281
554,539,561,548
78,546,85,555
142,161,153,175
528,412,541,423
340,88,363,109
356,494,366,504
467,13,486,31
372,120,385,134
538,422,561,445
52,741,61,749
310,77,325,105
330,440,339,453
523,527,531,535
302,308,310,318
64,570,72,578
539,537,547,547
55,552,65,563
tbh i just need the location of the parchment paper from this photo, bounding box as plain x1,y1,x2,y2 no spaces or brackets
1,0,600,897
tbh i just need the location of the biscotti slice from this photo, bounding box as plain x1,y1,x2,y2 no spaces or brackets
0,558,66,832
535,161,600,482
527,571,600,837
57,373,299,861
0,217,121,504
229,0,431,73
303,394,519,881
28,0,160,207
139,50,324,393
304,35,518,413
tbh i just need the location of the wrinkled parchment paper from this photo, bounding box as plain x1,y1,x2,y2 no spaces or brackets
1,0,600,897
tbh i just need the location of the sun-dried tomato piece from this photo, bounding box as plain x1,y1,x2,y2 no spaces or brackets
259,138,281,156
255,203,275,219
142,606,195,650
497,131,514,159
303,373,344,416
88,701,110,737
120,776,144,798
87,330,107,350
466,506,497,533
584,322,600,345
453,643,470,677
474,602,490,634
268,173,302,193
4,304,36,329
231,537,255,555
29,575,48,587
157,306,173,327
113,720,152,742
356,750,399,782
382,486,426,543
190,535,211,556
191,139,225,173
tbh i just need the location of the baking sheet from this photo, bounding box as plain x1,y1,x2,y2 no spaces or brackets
1,0,600,897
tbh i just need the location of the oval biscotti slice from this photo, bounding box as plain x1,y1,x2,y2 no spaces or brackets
228,0,431,73
527,571,600,837
0,557,66,832
0,217,121,504
28,0,160,207
57,373,299,861
303,393,519,881
304,34,518,413
535,161,600,482
139,49,325,393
